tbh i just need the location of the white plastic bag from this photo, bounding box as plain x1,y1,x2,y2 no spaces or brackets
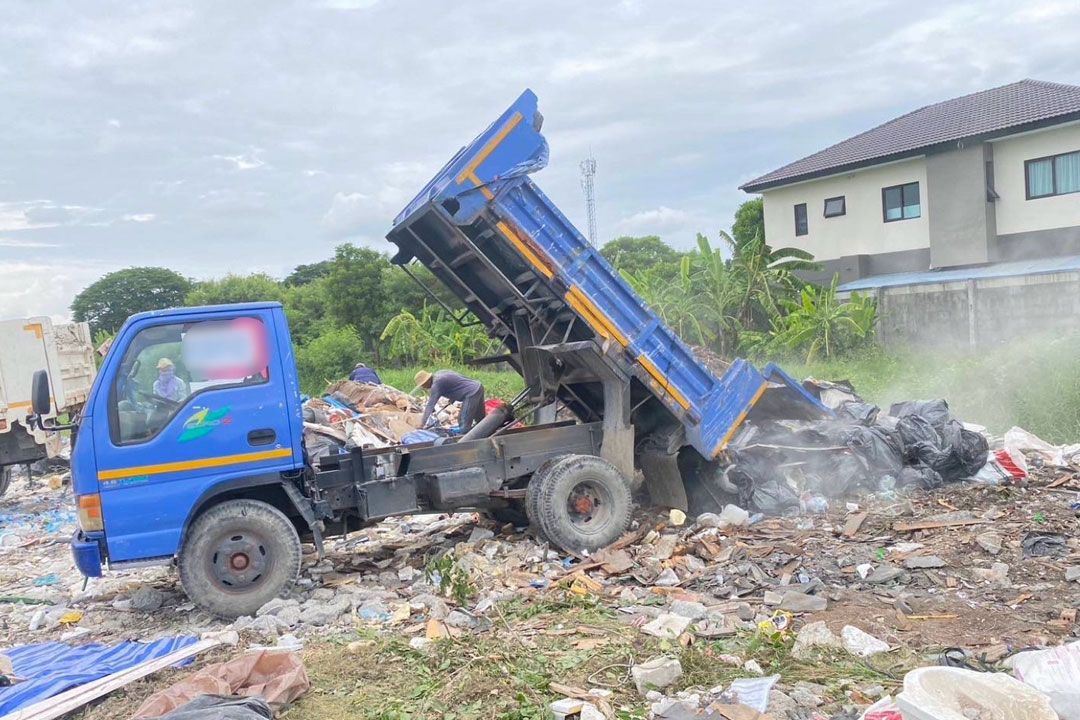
1004,427,1080,468
896,667,1057,720
1010,641,1080,720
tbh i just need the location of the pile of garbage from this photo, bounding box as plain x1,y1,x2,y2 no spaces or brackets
716,382,999,515
301,379,461,457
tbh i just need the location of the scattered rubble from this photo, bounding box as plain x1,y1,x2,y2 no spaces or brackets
2,417,1080,717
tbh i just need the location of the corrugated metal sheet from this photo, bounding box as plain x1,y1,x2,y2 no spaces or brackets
838,254,1080,292
0,636,197,714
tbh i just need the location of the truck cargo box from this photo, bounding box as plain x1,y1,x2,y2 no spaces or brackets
387,90,827,459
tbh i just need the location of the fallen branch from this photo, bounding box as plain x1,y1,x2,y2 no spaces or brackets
893,519,988,532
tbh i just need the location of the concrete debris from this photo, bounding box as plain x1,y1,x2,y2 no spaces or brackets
3,422,1080,719
641,613,692,639
841,625,890,657
779,591,827,613
791,621,843,659
903,555,946,569
631,655,683,695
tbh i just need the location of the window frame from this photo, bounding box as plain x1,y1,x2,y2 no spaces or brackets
108,317,271,447
823,196,846,218
794,202,808,236
881,181,921,223
1025,150,1080,200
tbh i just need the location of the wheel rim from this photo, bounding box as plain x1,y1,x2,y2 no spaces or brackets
565,477,614,536
209,531,270,591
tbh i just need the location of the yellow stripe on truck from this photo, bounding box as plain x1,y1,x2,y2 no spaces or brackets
98,447,293,481
456,112,524,186
710,380,768,457
496,221,554,279
566,286,629,347
637,354,692,410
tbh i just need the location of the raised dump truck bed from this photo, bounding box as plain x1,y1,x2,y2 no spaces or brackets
387,90,826,462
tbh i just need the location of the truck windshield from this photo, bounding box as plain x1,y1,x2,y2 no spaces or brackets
111,317,269,444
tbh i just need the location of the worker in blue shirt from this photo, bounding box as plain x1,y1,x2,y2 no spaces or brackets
415,369,485,433
348,362,382,385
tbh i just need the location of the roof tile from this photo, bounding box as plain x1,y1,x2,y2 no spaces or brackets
741,79,1080,192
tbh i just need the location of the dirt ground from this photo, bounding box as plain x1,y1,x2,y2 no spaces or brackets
1,463,1078,719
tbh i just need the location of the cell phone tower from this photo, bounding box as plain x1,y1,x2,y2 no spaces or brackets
580,153,598,246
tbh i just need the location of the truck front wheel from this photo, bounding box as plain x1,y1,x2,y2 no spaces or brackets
532,454,632,555
178,499,301,619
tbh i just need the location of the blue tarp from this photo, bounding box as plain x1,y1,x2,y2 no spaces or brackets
0,636,197,715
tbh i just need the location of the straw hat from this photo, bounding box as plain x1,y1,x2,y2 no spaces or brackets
413,370,433,389
156,357,175,370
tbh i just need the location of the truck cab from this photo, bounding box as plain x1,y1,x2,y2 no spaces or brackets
63,302,307,612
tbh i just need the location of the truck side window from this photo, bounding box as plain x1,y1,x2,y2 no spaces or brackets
111,317,270,445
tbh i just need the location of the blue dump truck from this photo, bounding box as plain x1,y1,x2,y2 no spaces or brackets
27,90,827,618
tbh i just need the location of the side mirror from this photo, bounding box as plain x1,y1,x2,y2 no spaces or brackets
31,370,51,416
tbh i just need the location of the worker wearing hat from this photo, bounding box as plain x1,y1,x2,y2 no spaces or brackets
348,362,382,385
415,369,485,433
153,357,188,403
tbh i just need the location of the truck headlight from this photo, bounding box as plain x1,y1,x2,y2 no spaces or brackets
77,494,104,532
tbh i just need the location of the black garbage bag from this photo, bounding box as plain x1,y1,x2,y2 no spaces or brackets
836,401,880,425
159,695,273,720
889,399,952,428
839,425,904,479
897,464,944,490
750,477,801,512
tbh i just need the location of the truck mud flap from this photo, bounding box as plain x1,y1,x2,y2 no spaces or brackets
638,451,688,512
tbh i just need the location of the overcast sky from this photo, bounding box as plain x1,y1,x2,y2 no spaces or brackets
2,0,1079,319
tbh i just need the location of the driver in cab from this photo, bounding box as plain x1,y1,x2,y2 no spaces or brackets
153,357,188,402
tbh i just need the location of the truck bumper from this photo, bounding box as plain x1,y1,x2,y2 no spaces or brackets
71,531,104,577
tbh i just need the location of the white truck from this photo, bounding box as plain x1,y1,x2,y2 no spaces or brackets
0,317,96,496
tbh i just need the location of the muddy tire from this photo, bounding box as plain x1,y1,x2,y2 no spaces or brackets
178,499,301,619
0,467,11,498
525,456,575,529
532,454,632,554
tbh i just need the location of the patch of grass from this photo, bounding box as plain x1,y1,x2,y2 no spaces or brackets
779,331,1080,443
380,365,524,404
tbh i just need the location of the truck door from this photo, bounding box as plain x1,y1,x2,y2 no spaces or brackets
95,309,299,562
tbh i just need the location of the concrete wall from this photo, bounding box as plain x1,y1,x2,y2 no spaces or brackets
866,271,1080,350
993,122,1080,236
761,157,929,262
926,143,995,267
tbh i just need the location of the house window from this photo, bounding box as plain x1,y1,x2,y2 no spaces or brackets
1026,150,1080,199
823,196,846,218
882,182,920,222
794,203,808,236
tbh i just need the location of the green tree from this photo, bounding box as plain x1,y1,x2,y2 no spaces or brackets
324,244,393,358
767,278,877,361
185,273,285,306
600,236,681,278
71,267,192,333
731,198,764,247
294,325,367,395
721,227,818,331
282,278,334,346
284,260,333,287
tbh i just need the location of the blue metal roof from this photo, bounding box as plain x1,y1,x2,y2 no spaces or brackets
838,254,1080,292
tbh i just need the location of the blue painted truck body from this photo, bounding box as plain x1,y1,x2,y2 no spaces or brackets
68,303,305,575
390,89,828,460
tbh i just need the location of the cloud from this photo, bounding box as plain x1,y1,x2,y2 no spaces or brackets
0,237,60,248
322,0,381,9
213,152,266,171
321,192,377,238
0,259,111,320
122,213,156,223
615,206,690,235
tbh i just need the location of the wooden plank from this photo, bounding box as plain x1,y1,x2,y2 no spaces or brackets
893,518,988,532
5,637,221,720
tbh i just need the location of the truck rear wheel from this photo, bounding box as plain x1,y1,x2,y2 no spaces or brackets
178,499,301,619
531,454,632,554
